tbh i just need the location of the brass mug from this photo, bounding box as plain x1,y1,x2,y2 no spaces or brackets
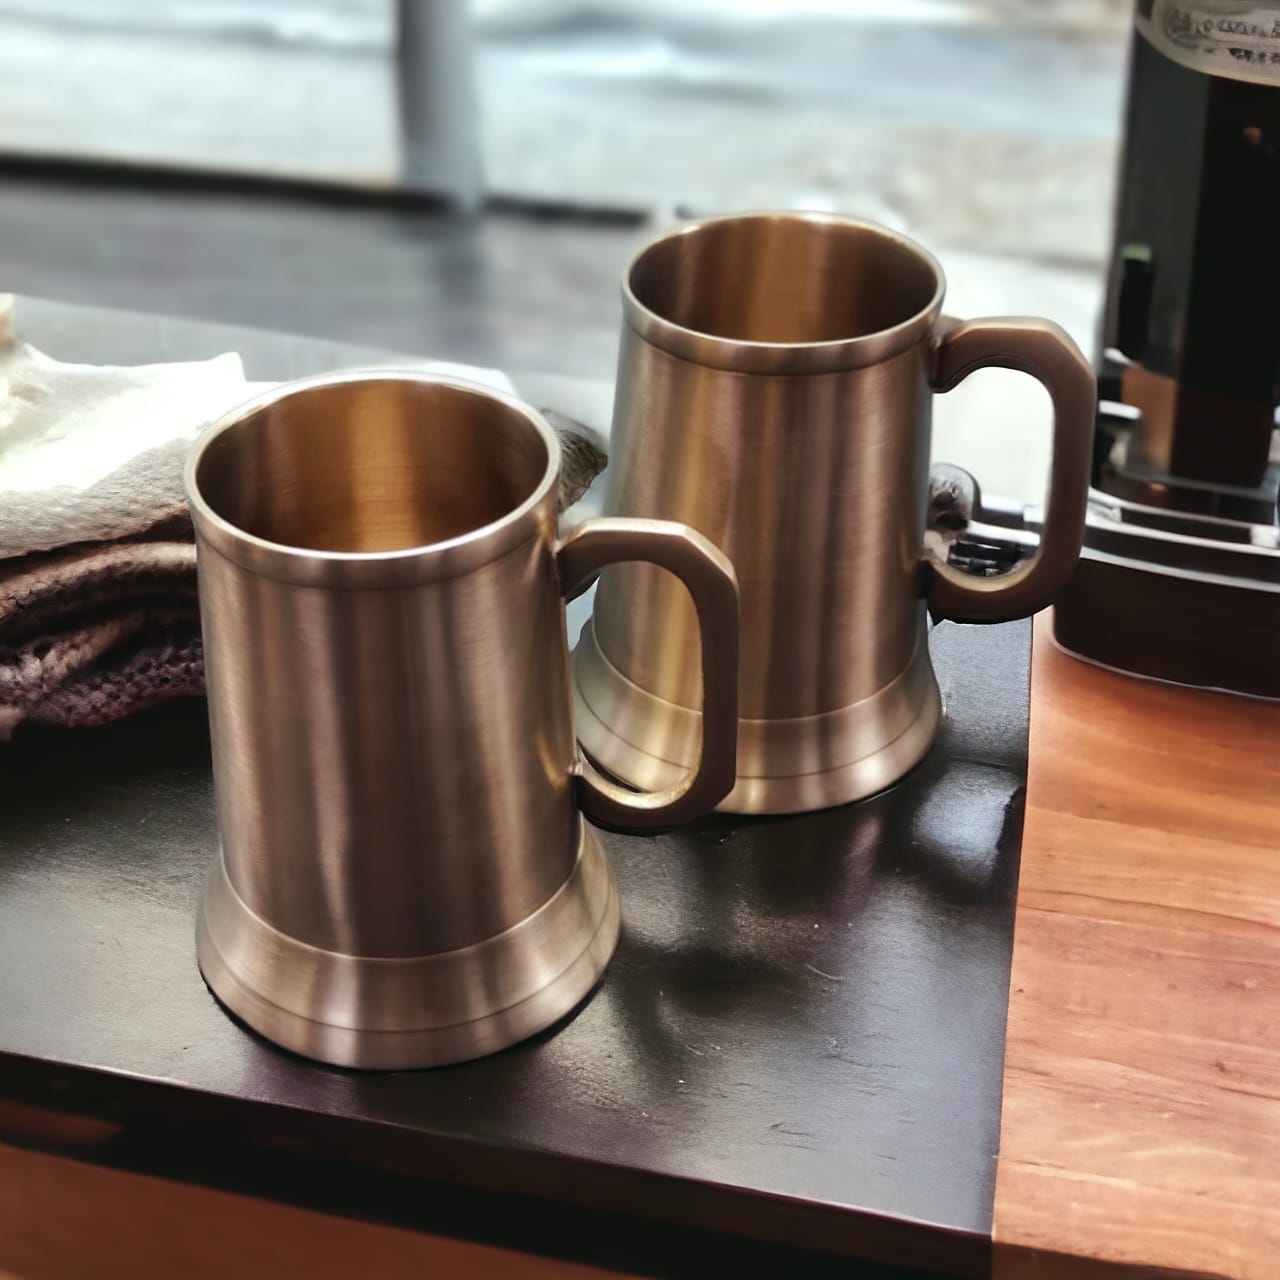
573,212,1093,815
185,372,738,1069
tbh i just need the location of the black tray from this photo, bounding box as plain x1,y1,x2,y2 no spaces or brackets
0,300,1029,1279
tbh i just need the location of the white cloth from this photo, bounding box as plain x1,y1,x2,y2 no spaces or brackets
0,294,533,737
0,293,515,559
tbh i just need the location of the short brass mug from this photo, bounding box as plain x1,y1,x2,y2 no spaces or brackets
573,212,1093,815
186,372,738,1069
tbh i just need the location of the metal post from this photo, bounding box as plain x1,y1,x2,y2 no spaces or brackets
394,0,484,211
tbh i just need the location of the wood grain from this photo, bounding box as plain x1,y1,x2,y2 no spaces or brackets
994,615,1280,1280
0,1142,628,1280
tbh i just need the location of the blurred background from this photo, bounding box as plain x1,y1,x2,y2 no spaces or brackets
0,1,1130,402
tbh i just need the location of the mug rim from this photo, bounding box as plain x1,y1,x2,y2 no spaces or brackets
621,210,947,374
184,369,562,589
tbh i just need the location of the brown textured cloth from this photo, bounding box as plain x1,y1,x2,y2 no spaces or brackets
0,536,201,739
0,416,606,741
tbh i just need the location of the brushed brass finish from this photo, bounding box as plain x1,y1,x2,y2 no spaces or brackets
198,825,619,1070
575,616,941,814
575,212,1094,815
186,372,739,1068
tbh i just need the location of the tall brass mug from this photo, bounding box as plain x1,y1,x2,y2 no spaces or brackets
186,372,738,1069
574,212,1094,815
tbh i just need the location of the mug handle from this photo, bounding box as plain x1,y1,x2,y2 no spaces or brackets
557,517,740,829
927,316,1095,623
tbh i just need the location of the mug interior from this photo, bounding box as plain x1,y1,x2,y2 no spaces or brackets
193,378,551,553
628,214,940,345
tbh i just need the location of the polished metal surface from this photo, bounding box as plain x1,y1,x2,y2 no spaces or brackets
1080,491,1280,584
186,371,739,1068
1099,366,1280,525
1055,484,1280,699
1052,392,1280,696
575,211,1094,814
198,825,621,1070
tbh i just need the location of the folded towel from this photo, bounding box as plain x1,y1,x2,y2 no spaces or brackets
0,296,607,739
0,536,200,736
0,294,231,738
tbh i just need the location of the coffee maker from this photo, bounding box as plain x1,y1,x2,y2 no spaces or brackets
1051,0,1280,697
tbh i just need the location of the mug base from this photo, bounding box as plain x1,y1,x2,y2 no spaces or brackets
572,620,941,815
197,824,620,1070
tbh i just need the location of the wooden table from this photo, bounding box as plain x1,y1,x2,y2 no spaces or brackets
994,617,1280,1280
